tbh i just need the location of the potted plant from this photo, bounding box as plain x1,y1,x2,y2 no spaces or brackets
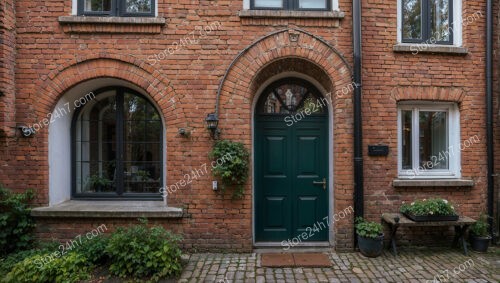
355,217,384,258
87,175,112,192
400,198,458,222
469,213,491,252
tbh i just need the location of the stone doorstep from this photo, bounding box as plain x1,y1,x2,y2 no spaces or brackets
31,200,183,218
261,253,331,268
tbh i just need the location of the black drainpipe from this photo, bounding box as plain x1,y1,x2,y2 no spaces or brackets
353,0,364,233
486,0,494,239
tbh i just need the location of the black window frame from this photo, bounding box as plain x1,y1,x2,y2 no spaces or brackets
250,0,330,11
401,0,454,45
77,0,155,17
71,86,163,200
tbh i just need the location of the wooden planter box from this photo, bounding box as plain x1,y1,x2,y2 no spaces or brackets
402,212,459,222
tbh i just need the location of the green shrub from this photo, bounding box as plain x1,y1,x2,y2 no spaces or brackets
3,251,91,283
355,217,383,239
77,234,110,265
0,185,36,255
209,140,250,199
470,213,490,237
106,223,182,281
0,249,41,276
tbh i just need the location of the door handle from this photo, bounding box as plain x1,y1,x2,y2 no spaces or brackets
312,178,327,190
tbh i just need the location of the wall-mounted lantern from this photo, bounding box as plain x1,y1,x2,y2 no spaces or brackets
205,113,220,140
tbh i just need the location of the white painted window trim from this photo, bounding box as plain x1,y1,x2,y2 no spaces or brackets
243,0,339,11
397,0,462,46
397,102,461,179
71,0,159,17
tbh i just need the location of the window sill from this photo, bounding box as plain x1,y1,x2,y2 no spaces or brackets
393,44,468,55
238,10,344,19
238,10,344,27
31,200,184,218
393,178,474,187
58,16,166,34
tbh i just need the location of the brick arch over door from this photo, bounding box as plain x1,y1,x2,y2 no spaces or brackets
216,28,356,249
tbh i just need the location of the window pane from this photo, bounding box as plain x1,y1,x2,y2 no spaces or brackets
401,110,412,170
125,0,152,13
419,111,448,170
254,0,283,8
123,92,162,193
84,0,111,12
402,0,422,40
298,0,326,9
430,0,450,42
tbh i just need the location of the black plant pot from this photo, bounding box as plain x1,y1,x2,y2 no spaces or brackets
470,235,491,253
357,233,384,258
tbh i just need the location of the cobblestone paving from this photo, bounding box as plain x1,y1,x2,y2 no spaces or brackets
178,248,500,283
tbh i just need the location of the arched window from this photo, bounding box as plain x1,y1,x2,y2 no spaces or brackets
256,78,327,115
72,87,163,199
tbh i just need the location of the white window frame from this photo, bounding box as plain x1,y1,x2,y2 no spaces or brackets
397,102,461,179
72,0,159,17
243,0,339,11
396,0,462,46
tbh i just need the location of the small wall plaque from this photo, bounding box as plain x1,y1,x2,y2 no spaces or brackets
368,145,389,156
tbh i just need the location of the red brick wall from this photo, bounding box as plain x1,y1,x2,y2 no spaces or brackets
0,0,494,252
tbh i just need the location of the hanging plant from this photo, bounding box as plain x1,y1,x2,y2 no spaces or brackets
209,140,249,199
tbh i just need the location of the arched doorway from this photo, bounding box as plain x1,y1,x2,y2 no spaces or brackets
254,78,329,243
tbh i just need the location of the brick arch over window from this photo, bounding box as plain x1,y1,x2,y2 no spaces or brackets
390,86,467,103
34,55,185,127
216,28,356,249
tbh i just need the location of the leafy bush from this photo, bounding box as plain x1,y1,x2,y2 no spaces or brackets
3,251,91,283
77,234,110,265
0,249,40,276
470,213,490,237
400,198,456,216
0,185,35,255
209,140,250,199
355,217,383,239
105,223,183,280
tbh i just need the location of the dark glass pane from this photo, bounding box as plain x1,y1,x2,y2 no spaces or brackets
430,0,450,41
402,110,412,170
419,111,448,170
254,0,283,8
122,92,162,194
295,95,326,114
298,0,326,9
75,93,117,194
402,0,422,40
84,0,111,12
125,0,152,13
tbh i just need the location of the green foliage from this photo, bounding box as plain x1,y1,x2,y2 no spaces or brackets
400,198,456,216
355,217,383,239
470,213,491,237
105,223,183,281
0,249,40,276
0,185,36,255
3,251,91,283
77,235,110,265
209,140,250,199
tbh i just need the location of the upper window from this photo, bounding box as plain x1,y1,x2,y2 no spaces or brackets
77,0,155,17
401,0,453,44
251,0,330,10
398,102,460,179
72,87,163,199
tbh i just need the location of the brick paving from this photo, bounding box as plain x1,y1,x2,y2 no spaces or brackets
178,248,500,283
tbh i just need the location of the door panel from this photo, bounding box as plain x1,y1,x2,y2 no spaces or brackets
255,117,328,242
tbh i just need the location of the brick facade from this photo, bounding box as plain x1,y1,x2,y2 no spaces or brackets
0,0,497,252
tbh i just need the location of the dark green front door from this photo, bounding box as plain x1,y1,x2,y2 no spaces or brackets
254,78,329,243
